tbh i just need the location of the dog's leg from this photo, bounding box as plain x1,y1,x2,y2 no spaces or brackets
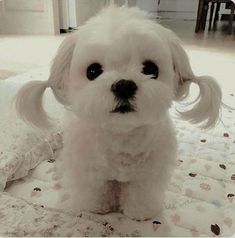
107,180,122,212
60,121,116,214
120,178,165,221
120,152,175,221
69,177,115,215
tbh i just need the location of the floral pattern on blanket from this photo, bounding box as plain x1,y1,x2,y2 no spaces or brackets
1,69,235,236
5,109,235,237
0,192,122,237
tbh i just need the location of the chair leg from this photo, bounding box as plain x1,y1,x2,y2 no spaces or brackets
202,2,209,31
209,2,215,31
213,2,221,30
228,3,235,34
195,0,205,32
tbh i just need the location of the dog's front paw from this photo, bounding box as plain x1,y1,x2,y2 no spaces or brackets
122,205,158,221
89,206,112,215
86,197,115,215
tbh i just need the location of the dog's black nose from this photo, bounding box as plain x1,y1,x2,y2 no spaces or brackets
111,79,138,99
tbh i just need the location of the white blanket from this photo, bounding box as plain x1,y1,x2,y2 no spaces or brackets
0,67,64,191
1,68,235,236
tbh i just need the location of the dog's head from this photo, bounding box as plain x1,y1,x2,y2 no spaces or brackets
15,6,222,129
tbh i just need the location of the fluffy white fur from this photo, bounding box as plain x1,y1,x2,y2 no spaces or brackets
15,6,222,220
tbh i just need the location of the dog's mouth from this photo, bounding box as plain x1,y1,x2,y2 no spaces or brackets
111,100,136,114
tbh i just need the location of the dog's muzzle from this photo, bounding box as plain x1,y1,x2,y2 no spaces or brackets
111,79,137,113
111,100,136,114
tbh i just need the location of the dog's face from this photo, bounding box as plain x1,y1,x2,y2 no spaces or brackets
59,7,176,127
45,6,221,130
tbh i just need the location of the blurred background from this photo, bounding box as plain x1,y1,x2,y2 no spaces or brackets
0,0,234,34
0,0,234,87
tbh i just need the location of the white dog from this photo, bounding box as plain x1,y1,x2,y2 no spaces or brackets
15,6,222,221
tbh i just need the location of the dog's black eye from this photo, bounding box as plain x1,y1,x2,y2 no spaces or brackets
87,63,103,81
142,60,159,79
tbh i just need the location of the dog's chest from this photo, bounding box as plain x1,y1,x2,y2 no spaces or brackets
107,150,150,180
100,126,155,154
97,126,156,181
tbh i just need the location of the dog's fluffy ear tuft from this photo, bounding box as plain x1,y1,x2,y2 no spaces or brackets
15,33,77,129
15,81,51,129
164,28,222,129
49,33,77,105
177,76,222,129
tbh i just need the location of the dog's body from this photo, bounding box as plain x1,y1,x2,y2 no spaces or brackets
61,115,176,220
15,5,222,221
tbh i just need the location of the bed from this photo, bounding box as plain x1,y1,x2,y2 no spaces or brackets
0,67,234,236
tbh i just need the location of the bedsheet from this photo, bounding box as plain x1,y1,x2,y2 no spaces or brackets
5,110,235,236
1,68,235,236
0,192,121,236
0,67,64,191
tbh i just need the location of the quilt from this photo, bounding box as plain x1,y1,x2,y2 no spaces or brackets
1,67,235,236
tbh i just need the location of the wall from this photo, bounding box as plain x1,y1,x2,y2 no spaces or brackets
0,0,3,14
136,0,158,17
75,0,136,26
114,0,136,6
75,0,108,26
158,0,198,20
0,0,59,34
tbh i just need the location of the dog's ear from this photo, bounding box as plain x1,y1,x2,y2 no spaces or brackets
165,29,222,129
15,33,77,129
